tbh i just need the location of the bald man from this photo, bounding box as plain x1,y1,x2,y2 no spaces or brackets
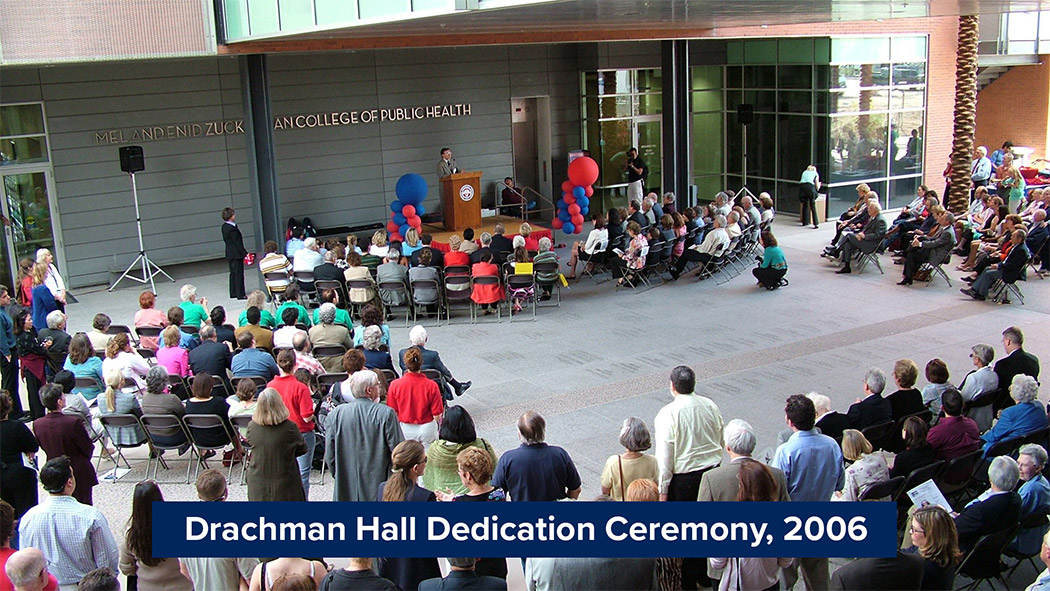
4,548,57,591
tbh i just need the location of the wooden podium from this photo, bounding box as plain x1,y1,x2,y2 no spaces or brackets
439,171,482,231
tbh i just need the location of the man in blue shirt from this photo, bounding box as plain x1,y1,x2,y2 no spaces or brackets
231,332,279,382
771,394,844,591
286,226,306,258
491,411,581,502
0,286,20,418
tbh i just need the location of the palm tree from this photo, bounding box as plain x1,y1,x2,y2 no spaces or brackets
948,15,979,214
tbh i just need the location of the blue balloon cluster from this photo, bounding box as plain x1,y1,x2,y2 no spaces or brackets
389,174,428,239
553,183,590,235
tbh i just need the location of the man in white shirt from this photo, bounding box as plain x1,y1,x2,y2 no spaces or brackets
669,214,730,280
181,469,259,590
654,365,724,590
19,457,119,590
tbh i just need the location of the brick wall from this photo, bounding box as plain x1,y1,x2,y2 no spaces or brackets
975,59,1050,161
708,17,961,193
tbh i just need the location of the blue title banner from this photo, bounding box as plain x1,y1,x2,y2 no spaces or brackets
153,502,897,558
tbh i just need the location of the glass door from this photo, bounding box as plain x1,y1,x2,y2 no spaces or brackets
636,116,662,195
1,169,58,291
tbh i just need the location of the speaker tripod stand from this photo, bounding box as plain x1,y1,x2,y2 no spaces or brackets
108,170,174,293
737,120,758,204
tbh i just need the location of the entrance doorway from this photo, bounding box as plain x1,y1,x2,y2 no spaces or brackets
510,97,552,206
1,169,61,291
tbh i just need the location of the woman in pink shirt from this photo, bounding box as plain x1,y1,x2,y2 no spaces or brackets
133,291,168,350
155,326,189,378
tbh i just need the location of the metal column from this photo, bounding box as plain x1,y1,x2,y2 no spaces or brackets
240,54,281,257
661,39,691,209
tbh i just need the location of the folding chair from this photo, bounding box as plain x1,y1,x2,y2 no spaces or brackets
860,420,896,451
532,261,562,306
140,414,198,483
953,526,1018,590
96,413,150,478
378,280,413,327
853,249,884,274
378,368,399,384
167,374,192,401
345,278,377,318
616,245,650,290
410,278,442,326
317,372,348,392
135,347,157,365
444,265,471,277
179,324,199,334
990,271,1028,305
313,345,348,367
293,271,318,305
1004,509,1050,578
471,275,502,322
183,414,239,480
937,448,985,506
314,280,348,309
858,475,904,501
135,325,162,343
443,275,474,324
230,415,253,485
580,239,610,283
894,460,946,525
964,387,999,433
263,272,291,309
231,375,268,393
506,274,537,320
699,239,732,281
922,253,953,287
1027,234,1048,280
106,324,137,345
634,242,664,288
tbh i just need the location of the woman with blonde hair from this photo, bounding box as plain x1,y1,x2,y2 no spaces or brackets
370,229,390,258
35,248,67,307
904,505,962,590
238,290,276,328
29,262,58,331
98,367,146,446
101,332,150,393
246,388,307,502
444,235,470,268
155,325,189,378
401,227,422,258
834,429,890,501
519,222,539,251
377,440,441,588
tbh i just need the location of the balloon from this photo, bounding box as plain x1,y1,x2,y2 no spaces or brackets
556,199,566,211
393,213,407,225
561,180,574,193
390,232,403,243
416,204,426,216
564,194,576,205
407,215,421,228
390,200,403,213
401,204,416,218
399,223,411,237
584,186,594,197
558,210,571,222
572,186,586,199
562,222,575,234
551,218,564,229
572,215,584,227
387,221,399,233
395,174,428,205
567,156,599,187
568,203,581,215
581,206,589,216
577,196,589,208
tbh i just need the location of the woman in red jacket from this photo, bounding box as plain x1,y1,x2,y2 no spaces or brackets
470,251,502,315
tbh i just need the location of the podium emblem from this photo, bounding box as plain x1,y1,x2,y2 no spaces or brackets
459,184,475,202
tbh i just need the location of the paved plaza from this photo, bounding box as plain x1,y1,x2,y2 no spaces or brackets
24,215,1050,589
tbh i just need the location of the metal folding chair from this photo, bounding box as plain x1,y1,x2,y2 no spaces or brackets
96,413,150,478
506,274,537,320
443,275,474,324
183,414,239,481
140,414,198,483
532,261,562,306
410,278,442,326
378,280,413,327
853,250,884,274
470,275,502,322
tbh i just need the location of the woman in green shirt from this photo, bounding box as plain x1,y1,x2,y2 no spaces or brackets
752,230,788,290
423,406,497,496
237,290,276,328
276,284,311,327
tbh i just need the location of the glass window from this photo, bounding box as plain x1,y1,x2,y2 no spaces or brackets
891,36,927,62
692,91,722,113
747,113,778,179
599,96,633,118
827,181,886,218
778,66,813,89
692,66,722,90
779,39,815,64
599,119,632,187
692,113,723,175
638,94,662,115
412,0,449,10
745,40,778,64
245,0,280,35
830,88,889,113
779,91,811,113
0,105,44,137
1009,12,1039,41
889,177,924,210
315,0,357,22
778,115,812,182
726,67,742,88
832,38,890,64
891,62,925,86
829,113,889,184
636,70,662,93
744,66,777,88
359,0,411,19
743,90,777,112
0,137,48,165
278,0,314,29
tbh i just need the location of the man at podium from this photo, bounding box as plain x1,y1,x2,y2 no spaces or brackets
437,147,458,178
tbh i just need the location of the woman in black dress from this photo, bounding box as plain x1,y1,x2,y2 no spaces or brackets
0,391,39,530
12,308,49,420
183,372,233,459
376,440,440,590
890,416,936,479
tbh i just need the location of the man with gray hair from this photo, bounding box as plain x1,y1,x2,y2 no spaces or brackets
419,557,506,590
898,209,955,285
836,199,887,274
308,303,353,373
1014,444,1050,555
699,419,789,502
398,325,470,399
955,454,1021,553
291,332,324,375
188,324,233,394
670,214,729,280
376,250,409,307
492,411,581,502
846,367,892,431
994,326,1041,412
470,232,494,265
38,310,70,354
809,392,850,441
971,145,991,189
312,248,346,291
324,369,404,502
4,547,57,591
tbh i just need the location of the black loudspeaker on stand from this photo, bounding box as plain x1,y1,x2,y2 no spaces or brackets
109,145,174,293
736,104,757,203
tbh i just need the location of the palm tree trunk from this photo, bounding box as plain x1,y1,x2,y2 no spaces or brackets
948,15,980,214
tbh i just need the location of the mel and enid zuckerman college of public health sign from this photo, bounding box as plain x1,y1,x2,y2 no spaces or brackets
153,502,897,558
93,103,473,145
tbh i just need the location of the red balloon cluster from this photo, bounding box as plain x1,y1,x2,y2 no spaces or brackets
552,156,599,234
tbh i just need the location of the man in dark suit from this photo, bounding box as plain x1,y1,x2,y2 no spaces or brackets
837,200,887,274
627,199,647,229
188,325,233,395
221,207,248,300
698,419,790,502
410,234,445,268
964,228,1030,301
809,393,851,440
899,210,956,285
488,223,514,264
32,384,97,505
954,455,1022,552
846,368,893,431
470,232,493,265
991,324,1040,412
398,325,470,400
830,552,923,590
419,557,506,590
311,250,346,292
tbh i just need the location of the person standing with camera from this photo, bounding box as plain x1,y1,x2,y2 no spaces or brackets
624,147,647,203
